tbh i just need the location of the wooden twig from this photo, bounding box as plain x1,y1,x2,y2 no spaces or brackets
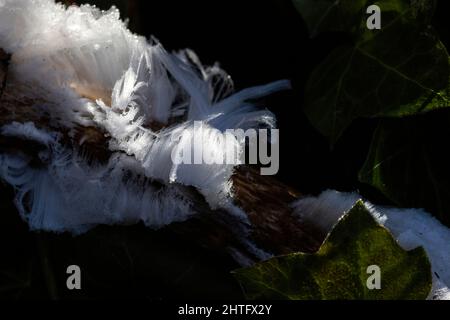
0,49,10,100
0,47,324,266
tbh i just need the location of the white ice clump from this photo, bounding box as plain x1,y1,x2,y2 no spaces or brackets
1,121,58,145
0,0,288,231
292,190,450,300
1,0,448,301
0,123,196,233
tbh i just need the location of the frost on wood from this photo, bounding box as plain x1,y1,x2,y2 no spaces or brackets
0,0,323,269
0,0,449,300
0,0,289,234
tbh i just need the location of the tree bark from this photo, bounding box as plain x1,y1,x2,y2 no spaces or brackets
0,49,9,99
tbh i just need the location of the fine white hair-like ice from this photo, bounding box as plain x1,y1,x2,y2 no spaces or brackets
0,0,449,300
0,0,289,232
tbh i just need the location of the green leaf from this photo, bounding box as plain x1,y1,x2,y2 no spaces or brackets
233,201,432,300
359,110,450,226
292,0,369,37
295,0,450,144
293,0,435,38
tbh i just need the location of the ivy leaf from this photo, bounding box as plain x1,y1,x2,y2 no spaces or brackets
293,0,435,38
233,201,432,300
292,0,368,37
294,0,450,144
359,110,450,226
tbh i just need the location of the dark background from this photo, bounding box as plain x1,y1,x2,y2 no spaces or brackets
1,0,449,299
85,0,362,195
79,0,450,198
